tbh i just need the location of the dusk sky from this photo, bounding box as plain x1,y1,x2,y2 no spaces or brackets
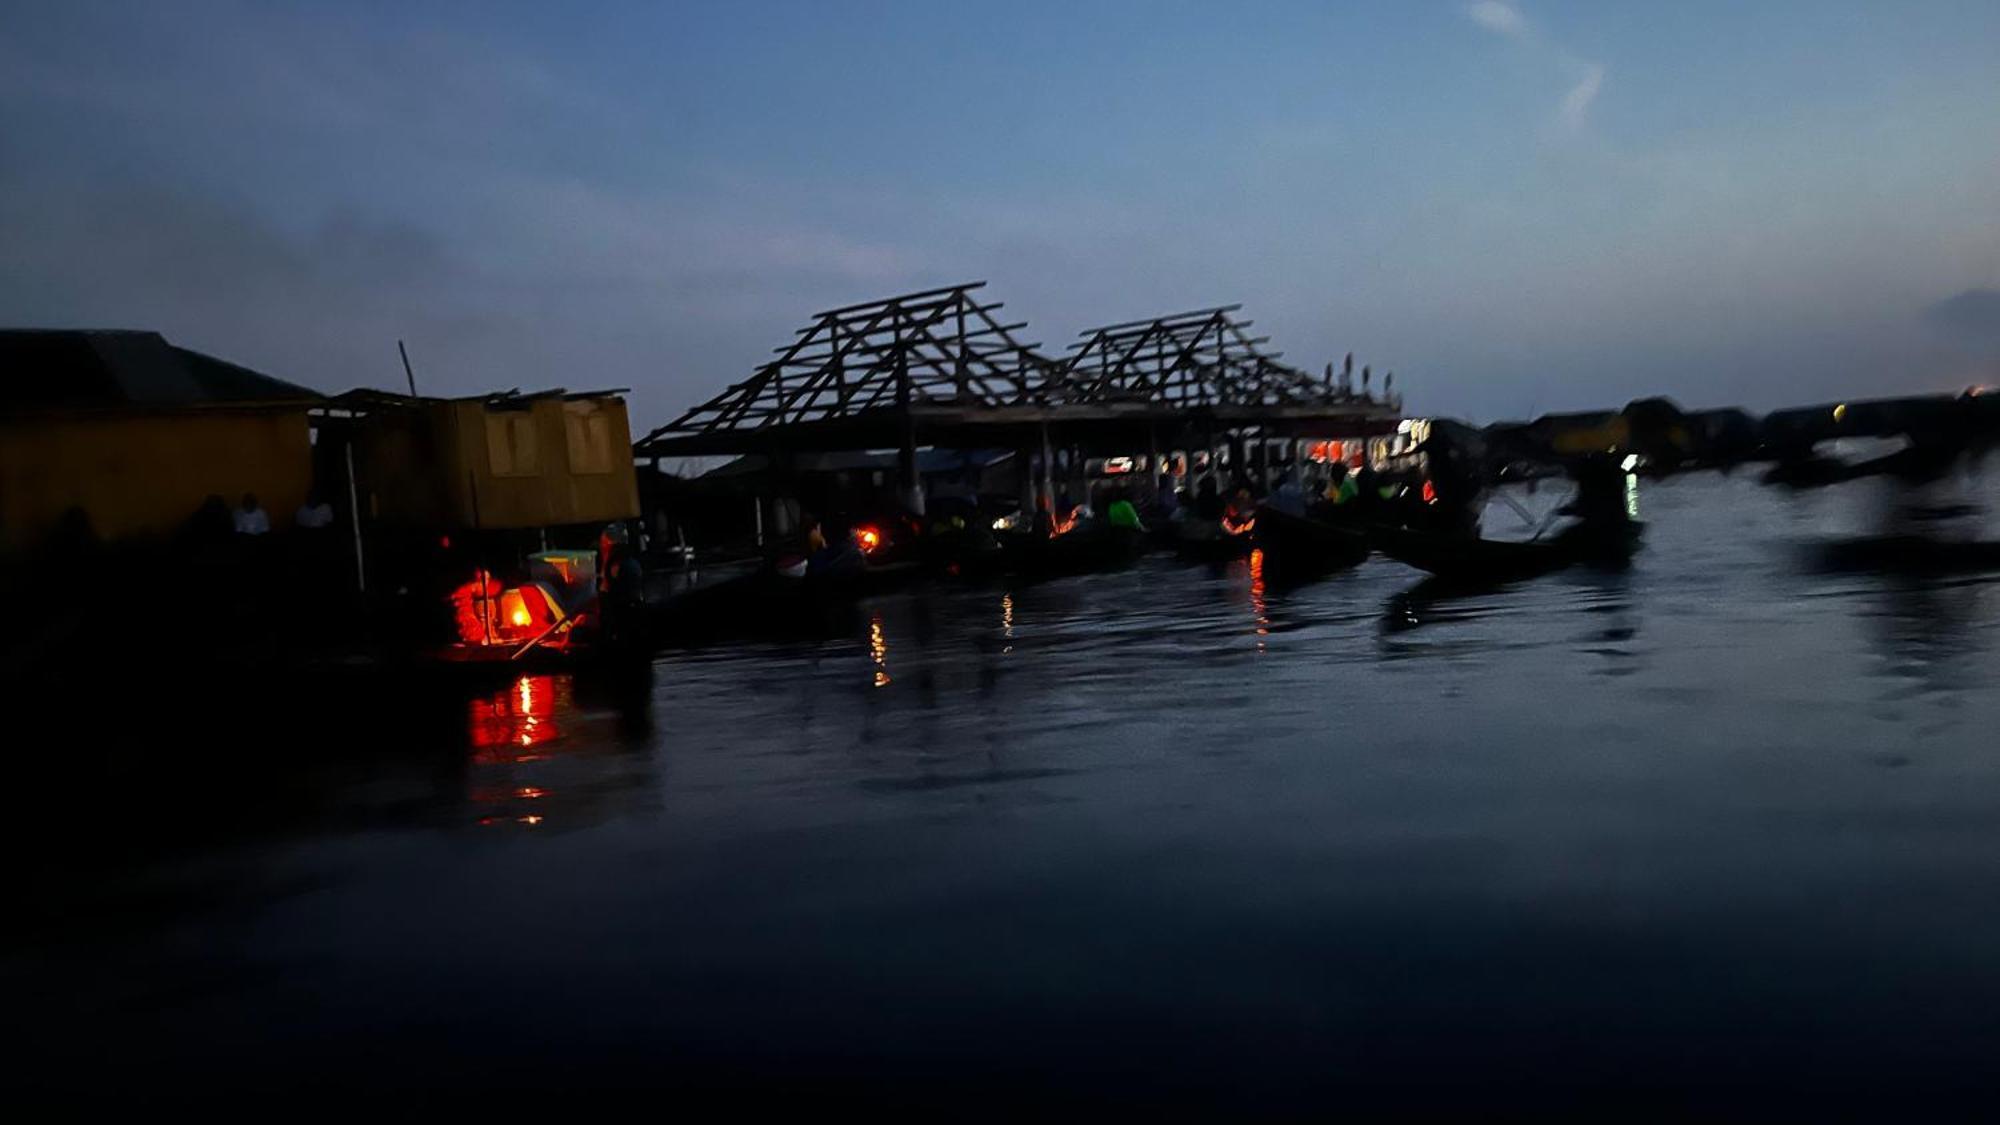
4,0,1997,428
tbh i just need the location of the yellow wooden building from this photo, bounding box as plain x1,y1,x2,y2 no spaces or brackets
335,388,640,532
0,330,320,554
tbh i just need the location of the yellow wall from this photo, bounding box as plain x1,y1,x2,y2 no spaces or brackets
1548,416,1632,455
0,408,313,552
354,396,639,531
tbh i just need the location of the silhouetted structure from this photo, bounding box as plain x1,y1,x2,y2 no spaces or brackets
635,283,1403,522
0,328,320,553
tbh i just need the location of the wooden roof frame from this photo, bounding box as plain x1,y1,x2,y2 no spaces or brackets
635,286,1402,457
641,282,1056,444
1050,305,1365,409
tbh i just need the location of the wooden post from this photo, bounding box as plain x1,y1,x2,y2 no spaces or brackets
894,345,924,517
1039,420,1056,510
1147,424,1162,504
343,439,366,594
398,339,419,398
955,293,970,399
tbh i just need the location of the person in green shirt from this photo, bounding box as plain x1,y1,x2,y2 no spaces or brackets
1106,496,1145,531
1325,462,1361,506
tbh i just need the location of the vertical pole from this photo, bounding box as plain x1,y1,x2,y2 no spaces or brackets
894,347,923,518
1147,424,1162,504
1039,420,1056,511
955,293,970,399
398,340,419,398
343,439,366,594
753,496,764,547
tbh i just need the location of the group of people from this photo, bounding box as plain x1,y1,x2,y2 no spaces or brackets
782,440,1635,570
1158,461,1387,532
192,490,337,542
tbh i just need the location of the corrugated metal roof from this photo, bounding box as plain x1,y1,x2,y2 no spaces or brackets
0,329,320,412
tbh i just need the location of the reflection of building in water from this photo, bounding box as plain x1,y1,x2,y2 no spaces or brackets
464,672,660,830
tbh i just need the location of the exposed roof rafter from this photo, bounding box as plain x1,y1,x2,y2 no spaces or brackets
1048,307,1365,409
636,286,1399,456
642,282,1055,444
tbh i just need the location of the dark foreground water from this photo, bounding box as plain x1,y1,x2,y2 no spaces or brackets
12,475,2000,1115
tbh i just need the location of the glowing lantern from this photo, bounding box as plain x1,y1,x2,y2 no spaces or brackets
856,526,884,554
498,588,535,632
493,584,564,640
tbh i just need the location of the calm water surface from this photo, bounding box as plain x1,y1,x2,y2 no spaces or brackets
13,475,2000,1113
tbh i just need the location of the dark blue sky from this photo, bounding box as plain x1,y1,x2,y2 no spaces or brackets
3,0,1997,426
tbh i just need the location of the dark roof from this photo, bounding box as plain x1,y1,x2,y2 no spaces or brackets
0,329,320,413
703,448,1016,479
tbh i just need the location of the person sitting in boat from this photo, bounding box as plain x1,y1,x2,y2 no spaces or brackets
1105,489,1146,532
1324,462,1360,507
1563,454,1634,528
1192,477,1223,522
1052,491,1089,534
594,523,645,644
794,513,846,576
1031,497,1058,539
1421,439,1485,538
1222,488,1257,535
1269,470,1308,517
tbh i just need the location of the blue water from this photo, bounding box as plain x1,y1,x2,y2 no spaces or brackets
13,474,2000,1113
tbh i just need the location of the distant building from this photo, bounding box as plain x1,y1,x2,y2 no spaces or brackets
0,329,320,554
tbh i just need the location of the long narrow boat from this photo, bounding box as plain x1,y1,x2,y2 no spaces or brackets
1804,534,2000,576
999,525,1150,579
1374,520,1642,582
1251,506,1371,577
1173,519,1256,563
921,525,1009,579
647,558,922,643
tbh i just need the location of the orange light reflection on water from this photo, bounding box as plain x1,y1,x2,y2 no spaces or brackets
468,674,576,828
1248,548,1269,653
468,673,569,760
869,613,892,687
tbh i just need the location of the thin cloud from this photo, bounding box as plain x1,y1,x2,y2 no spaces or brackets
1465,2,1606,133
1559,63,1606,131
1466,2,1526,38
